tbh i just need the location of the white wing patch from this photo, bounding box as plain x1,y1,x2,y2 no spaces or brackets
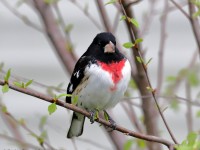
69,84,73,92
74,70,80,78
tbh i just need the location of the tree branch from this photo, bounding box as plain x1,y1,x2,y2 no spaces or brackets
33,0,77,74
96,0,113,32
188,0,200,59
0,80,175,149
0,0,43,33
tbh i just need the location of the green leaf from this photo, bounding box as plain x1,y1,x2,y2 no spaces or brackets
19,118,25,125
104,111,109,121
72,95,79,105
44,0,56,4
135,38,143,44
25,79,33,88
123,139,134,150
166,76,176,82
129,79,137,89
39,116,48,130
130,18,139,28
136,56,143,63
190,0,200,6
22,82,25,88
65,24,73,33
136,139,146,148
146,86,154,92
188,71,199,86
123,42,134,48
170,99,179,111
4,69,11,82
38,130,47,145
145,58,152,66
105,0,117,5
196,110,200,118
193,9,200,18
57,93,71,99
2,84,9,93
187,132,197,146
48,103,57,115
94,111,99,120
1,105,7,113
13,81,23,88
120,15,126,21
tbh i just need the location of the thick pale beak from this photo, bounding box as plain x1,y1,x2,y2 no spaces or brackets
104,41,115,53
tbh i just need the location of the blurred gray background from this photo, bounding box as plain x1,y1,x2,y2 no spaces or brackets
0,0,200,149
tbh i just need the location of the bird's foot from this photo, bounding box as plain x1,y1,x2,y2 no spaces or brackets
89,109,99,124
104,110,116,131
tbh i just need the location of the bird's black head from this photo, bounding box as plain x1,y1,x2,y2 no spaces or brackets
84,32,124,63
93,32,116,48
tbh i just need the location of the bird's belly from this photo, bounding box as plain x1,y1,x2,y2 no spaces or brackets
73,62,130,111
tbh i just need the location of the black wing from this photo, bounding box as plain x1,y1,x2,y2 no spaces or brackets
66,56,95,103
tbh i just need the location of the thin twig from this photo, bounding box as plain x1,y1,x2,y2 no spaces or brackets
69,0,102,30
125,0,143,8
169,0,191,20
0,104,56,150
0,0,43,32
96,0,113,32
0,79,175,149
188,0,200,59
113,10,121,33
33,0,77,74
0,134,42,149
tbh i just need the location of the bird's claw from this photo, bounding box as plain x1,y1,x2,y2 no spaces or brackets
89,110,99,124
104,110,117,131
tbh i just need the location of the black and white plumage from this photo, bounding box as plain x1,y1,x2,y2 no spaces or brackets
66,32,131,138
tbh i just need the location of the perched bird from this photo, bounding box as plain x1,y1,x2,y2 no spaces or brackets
66,32,131,138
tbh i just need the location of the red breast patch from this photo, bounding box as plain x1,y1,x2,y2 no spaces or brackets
98,60,125,91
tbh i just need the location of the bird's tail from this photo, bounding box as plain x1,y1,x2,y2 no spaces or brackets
67,112,85,138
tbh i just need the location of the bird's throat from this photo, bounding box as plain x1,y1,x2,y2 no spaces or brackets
97,60,125,90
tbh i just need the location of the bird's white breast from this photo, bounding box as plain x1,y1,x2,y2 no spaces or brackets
73,60,131,111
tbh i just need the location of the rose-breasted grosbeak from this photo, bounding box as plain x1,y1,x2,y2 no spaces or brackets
66,32,131,138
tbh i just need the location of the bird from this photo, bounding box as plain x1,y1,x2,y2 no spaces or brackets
66,32,131,138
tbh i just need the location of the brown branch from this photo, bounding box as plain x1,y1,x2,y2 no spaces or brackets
0,80,175,149
0,0,43,33
169,0,190,20
0,106,25,148
33,0,76,74
0,104,55,150
96,0,113,32
125,0,143,8
188,0,200,59
120,0,178,146
0,134,41,149
69,0,102,31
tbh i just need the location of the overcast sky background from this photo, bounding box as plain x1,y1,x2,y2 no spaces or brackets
0,0,200,149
